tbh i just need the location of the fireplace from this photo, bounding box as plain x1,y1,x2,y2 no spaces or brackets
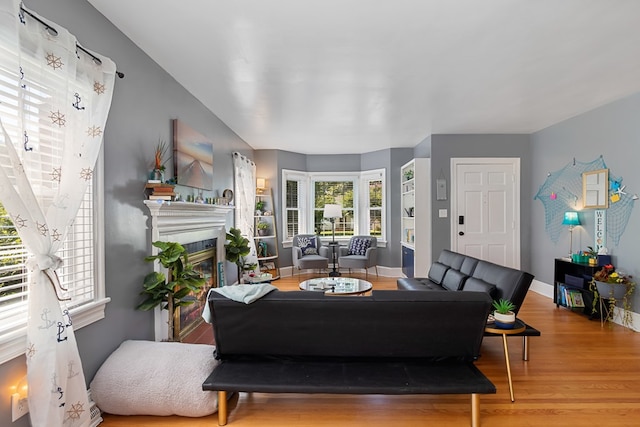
173,241,216,341
144,200,233,341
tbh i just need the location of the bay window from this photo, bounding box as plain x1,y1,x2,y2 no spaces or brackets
282,168,385,244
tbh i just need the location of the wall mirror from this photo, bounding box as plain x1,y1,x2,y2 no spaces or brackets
582,168,609,209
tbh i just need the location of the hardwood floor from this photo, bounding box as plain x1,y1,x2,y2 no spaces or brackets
101,273,640,426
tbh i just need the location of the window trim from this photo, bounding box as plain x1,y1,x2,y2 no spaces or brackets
0,147,109,365
282,168,386,247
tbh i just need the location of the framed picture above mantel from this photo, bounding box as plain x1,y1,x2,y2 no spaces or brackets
173,119,214,190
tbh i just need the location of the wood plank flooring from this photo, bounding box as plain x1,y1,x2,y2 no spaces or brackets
101,273,640,426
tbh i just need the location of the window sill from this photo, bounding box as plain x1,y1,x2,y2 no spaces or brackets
283,239,387,248
0,297,110,365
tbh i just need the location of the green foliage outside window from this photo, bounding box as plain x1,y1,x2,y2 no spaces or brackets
0,203,24,298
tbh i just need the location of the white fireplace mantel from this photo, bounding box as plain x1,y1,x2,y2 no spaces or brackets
143,200,234,340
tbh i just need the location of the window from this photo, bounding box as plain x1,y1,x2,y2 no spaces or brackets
365,174,384,238
0,39,107,365
282,169,385,244
313,179,355,238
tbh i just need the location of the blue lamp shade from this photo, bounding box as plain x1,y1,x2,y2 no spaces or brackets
562,211,580,226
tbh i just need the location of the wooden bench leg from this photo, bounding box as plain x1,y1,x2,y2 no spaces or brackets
218,391,227,425
471,393,480,427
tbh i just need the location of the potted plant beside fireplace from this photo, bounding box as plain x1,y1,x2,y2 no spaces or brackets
137,241,206,340
225,227,251,283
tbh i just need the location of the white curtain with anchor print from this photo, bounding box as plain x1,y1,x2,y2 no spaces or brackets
0,1,116,426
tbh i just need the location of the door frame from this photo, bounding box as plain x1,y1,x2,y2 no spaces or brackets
450,157,521,268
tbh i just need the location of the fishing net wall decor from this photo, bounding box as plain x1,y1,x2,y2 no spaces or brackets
534,156,635,247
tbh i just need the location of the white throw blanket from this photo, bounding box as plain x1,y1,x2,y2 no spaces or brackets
201,283,277,323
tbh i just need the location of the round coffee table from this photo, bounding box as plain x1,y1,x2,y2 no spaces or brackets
299,277,372,295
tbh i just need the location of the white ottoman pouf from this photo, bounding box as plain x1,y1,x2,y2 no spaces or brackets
90,340,218,417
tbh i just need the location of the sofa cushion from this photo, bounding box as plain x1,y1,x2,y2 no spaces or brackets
427,262,450,285
348,237,371,255
460,257,479,276
462,277,497,298
441,269,468,291
296,235,318,255
438,250,466,270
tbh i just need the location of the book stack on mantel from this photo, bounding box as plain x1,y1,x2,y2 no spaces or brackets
145,182,175,201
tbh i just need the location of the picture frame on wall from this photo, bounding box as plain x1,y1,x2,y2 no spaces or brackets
173,119,214,190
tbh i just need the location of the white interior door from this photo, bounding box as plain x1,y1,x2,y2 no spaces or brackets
451,158,520,268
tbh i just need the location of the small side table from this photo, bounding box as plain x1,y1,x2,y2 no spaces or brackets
328,242,341,277
485,319,526,402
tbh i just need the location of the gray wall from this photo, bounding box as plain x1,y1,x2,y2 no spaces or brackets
530,92,640,315
430,134,533,272
0,1,254,425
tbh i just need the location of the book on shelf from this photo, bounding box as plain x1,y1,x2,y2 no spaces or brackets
148,195,172,200
151,187,175,193
561,286,585,308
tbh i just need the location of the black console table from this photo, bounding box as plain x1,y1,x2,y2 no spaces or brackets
554,258,600,317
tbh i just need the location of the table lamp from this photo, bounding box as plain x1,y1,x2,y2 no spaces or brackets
562,211,580,256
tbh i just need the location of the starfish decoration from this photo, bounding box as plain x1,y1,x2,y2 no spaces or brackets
45,52,63,70
86,125,102,137
80,168,93,181
11,214,27,228
66,402,85,421
26,342,36,359
93,81,105,94
36,221,49,236
51,229,62,242
615,184,627,196
51,167,62,182
49,110,66,127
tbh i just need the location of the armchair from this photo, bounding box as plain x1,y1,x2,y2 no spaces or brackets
338,235,378,279
292,234,329,277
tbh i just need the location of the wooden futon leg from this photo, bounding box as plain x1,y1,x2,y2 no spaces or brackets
471,393,480,427
218,391,227,425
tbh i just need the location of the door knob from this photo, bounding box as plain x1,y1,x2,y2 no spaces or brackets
458,231,464,236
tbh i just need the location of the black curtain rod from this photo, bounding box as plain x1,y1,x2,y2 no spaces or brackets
19,6,124,79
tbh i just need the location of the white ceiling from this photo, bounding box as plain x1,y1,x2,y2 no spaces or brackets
88,0,640,154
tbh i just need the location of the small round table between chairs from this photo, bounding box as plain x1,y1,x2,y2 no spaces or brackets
484,318,527,402
299,277,372,295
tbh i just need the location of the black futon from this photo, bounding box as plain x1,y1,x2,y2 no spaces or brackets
203,289,496,426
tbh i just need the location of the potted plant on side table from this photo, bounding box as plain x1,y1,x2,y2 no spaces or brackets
137,241,206,340
492,299,517,329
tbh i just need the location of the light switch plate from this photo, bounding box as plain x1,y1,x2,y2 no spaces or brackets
438,209,448,218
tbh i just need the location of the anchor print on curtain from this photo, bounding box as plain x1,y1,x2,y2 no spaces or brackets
0,1,116,426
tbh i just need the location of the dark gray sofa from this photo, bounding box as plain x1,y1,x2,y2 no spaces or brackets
397,250,534,314
203,289,496,426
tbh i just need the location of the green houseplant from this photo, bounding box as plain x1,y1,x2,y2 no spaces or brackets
225,227,251,282
590,264,635,328
492,298,516,329
137,241,206,340
256,220,270,236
